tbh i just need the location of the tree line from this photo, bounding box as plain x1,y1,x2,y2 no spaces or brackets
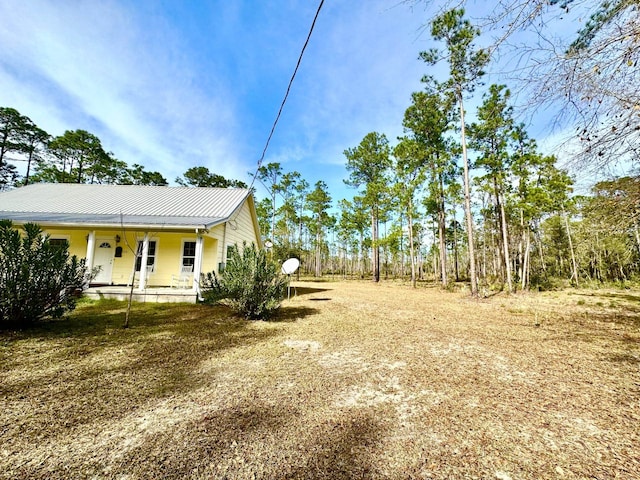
254,6,640,293
0,108,167,188
3,2,637,294
0,109,247,189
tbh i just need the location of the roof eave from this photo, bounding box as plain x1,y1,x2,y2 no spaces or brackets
3,219,211,231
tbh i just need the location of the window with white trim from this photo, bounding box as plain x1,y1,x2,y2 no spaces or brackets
49,238,69,249
135,240,157,272
182,241,196,267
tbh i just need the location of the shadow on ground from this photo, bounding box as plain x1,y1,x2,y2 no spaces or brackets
104,401,386,480
0,300,284,439
275,305,321,322
291,286,332,297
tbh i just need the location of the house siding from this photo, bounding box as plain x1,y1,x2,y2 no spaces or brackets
47,228,90,259
1,186,261,293
213,199,261,268
201,235,219,275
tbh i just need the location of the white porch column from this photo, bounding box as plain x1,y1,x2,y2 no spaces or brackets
138,233,149,291
193,232,204,294
86,231,96,272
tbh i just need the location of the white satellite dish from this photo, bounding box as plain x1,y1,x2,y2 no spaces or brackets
282,258,300,300
281,258,300,275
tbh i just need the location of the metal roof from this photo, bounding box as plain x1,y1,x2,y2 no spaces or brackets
0,183,253,229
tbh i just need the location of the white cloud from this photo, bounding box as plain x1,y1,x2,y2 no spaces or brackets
0,0,247,183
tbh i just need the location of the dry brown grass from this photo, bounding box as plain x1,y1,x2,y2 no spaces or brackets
1,281,639,479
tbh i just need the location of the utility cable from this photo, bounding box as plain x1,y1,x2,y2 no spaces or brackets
248,0,325,192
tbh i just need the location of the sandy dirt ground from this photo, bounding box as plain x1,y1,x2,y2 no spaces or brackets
1,280,639,479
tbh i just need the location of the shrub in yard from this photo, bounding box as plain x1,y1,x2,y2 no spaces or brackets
200,242,288,320
0,220,87,327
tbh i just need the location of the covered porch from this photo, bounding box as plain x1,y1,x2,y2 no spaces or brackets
84,285,200,304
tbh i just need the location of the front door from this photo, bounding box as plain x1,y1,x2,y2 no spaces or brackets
93,240,114,284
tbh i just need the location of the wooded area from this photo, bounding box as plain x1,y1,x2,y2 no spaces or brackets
1,0,638,294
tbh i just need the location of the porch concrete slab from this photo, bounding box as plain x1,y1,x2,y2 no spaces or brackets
85,286,199,304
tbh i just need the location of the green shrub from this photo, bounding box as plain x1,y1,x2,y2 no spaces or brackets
0,220,87,327
200,242,288,320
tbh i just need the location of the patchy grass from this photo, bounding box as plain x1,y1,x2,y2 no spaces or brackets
1,282,639,479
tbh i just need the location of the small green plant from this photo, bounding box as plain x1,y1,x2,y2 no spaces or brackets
0,220,87,328
200,242,288,320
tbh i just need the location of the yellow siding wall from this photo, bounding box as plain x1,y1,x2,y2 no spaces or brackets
110,231,138,284
35,198,258,286
41,227,238,286
216,200,260,263
46,228,91,259
201,235,219,275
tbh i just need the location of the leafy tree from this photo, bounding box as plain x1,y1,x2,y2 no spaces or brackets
306,180,333,277
255,162,282,242
587,176,640,237
568,177,640,284
255,197,273,243
469,84,515,292
44,129,107,183
176,166,247,188
544,165,578,284
0,108,22,165
0,108,50,188
123,163,168,186
338,197,370,278
414,0,639,171
344,131,392,282
276,171,307,250
402,89,455,287
446,181,465,282
90,153,129,184
0,163,19,190
421,8,489,296
0,107,24,189
0,220,87,327
393,137,427,287
16,115,50,186
200,242,288,320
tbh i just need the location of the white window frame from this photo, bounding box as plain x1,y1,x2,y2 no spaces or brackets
180,239,197,269
49,236,70,246
135,238,159,273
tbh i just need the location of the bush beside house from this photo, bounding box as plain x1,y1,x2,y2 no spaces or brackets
0,220,87,328
200,242,288,320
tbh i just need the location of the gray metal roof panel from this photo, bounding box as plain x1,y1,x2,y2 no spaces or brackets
0,184,251,227
0,212,224,229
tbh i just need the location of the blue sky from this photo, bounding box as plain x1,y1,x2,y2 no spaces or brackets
0,1,591,202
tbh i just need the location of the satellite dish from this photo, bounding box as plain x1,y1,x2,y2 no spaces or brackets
281,258,300,275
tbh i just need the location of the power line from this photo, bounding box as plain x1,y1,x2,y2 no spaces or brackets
248,0,325,191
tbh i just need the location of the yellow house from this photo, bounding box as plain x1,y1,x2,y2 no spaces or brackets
0,183,262,302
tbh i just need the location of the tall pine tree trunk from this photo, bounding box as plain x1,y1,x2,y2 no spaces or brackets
315,221,321,277
521,223,531,291
459,95,477,296
453,207,460,281
498,191,513,293
518,210,525,289
562,205,579,286
372,208,380,282
438,172,448,288
408,202,417,288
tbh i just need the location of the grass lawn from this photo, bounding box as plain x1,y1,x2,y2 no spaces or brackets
1,280,639,479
